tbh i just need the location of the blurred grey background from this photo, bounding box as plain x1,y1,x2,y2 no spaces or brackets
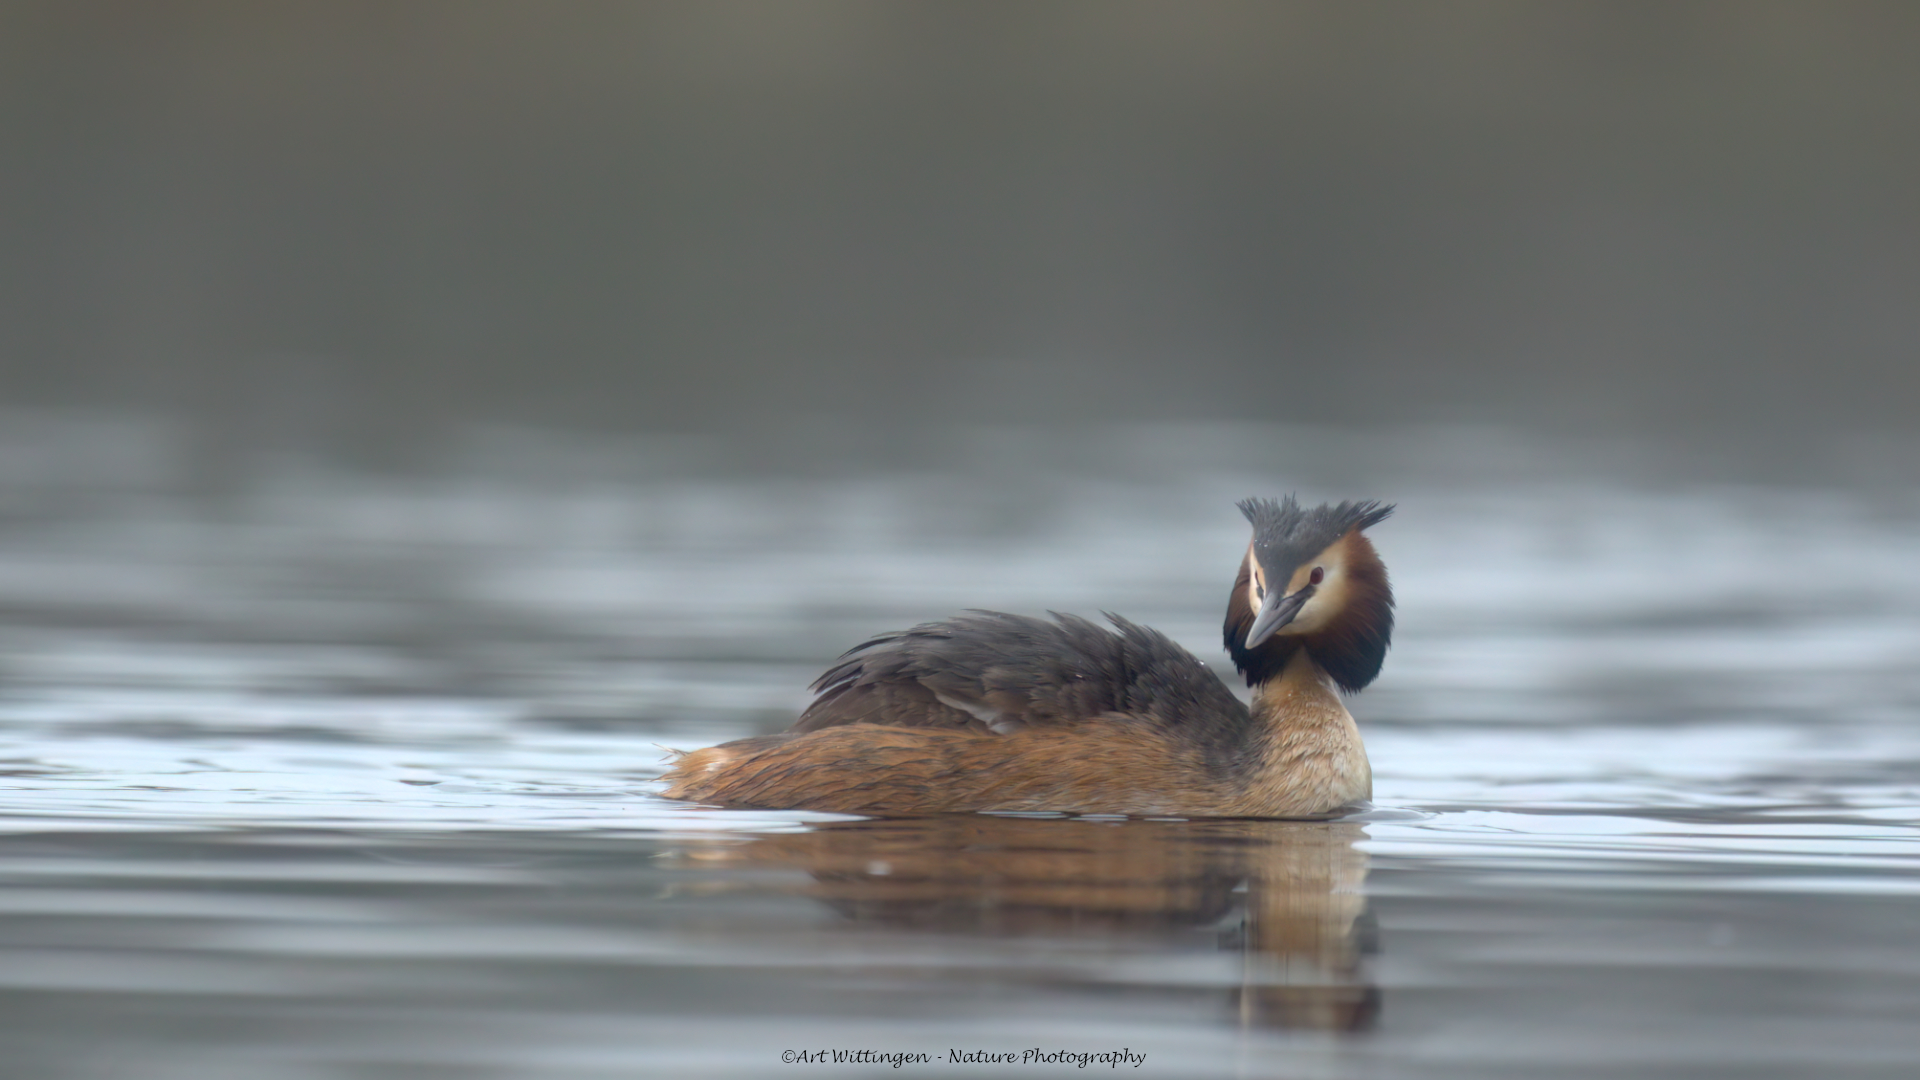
1,1,1915,477
4,16,1920,1074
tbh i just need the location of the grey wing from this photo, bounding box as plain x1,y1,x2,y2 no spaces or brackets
790,610,1250,741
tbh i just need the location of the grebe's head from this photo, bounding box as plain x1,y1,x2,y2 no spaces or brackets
1224,496,1395,691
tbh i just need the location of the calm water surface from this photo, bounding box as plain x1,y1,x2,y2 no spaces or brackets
2,421,1918,1078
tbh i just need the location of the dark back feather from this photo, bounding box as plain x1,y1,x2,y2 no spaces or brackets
792,610,1251,761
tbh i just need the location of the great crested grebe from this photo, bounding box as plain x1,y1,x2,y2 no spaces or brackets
662,496,1394,818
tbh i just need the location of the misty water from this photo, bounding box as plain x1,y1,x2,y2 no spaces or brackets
2,416,1918,1079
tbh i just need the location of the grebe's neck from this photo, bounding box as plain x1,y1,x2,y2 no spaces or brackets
1251,649,1347,727
1238,649,1372,815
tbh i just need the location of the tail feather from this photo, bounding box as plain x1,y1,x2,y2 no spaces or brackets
661,735,792,800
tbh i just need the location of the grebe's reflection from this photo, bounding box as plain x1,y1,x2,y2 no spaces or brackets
691,816,1377,1032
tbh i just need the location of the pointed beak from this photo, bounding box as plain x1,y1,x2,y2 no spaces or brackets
1245,585,1314,649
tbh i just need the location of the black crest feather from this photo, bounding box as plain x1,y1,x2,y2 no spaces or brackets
1236,496,1393,564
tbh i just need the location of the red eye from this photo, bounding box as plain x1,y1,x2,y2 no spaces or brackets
1309,566,1325,585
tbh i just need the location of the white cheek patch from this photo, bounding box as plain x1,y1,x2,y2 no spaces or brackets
1276,540,1351,635
1287,592,1333,634
1245,546,1265,609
